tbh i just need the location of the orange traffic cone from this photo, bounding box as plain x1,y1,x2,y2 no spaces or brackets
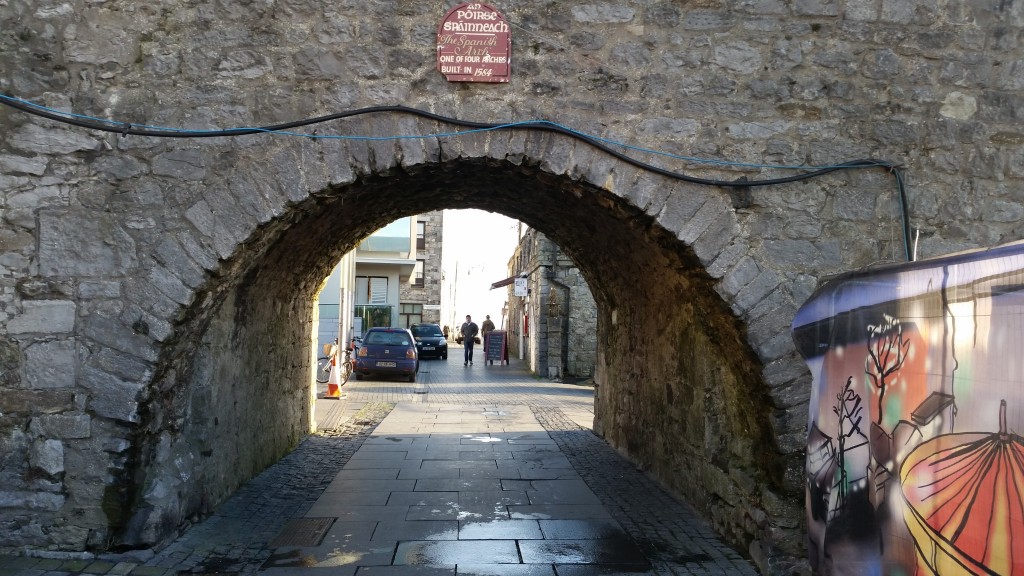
326,352,343,398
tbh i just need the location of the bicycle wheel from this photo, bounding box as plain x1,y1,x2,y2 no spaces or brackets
315,357,332,383
340,360,354,384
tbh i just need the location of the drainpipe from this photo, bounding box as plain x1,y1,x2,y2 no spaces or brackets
547,273,571,379
338,251,357,345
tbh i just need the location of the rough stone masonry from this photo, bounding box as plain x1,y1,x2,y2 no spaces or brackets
2,1,1023,574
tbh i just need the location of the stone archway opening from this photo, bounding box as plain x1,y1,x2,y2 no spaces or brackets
116,157,783,561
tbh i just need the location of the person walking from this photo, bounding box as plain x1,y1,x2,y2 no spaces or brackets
480,314,496,350
460,314,479,366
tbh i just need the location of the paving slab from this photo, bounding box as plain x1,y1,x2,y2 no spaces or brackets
411,478,502,492
519,538,649,565
456,565,555,576
392,540,519,565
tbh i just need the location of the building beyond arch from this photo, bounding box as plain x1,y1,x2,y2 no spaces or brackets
504,227,599,381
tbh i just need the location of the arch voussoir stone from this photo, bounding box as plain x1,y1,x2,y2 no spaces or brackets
535,132,575,178
491,127,530,167
733,269,782,316
623,171,672,216
184,199,237,260
171,230,221,276
655,184,708,244
395,116,432,168
676,193,732,246
716,255,760,302
122,276,183,331
81,314,159,364
580,149,626,194
340,116,394,173
692,204,741,265
268,146,312,204
451,124,492,161
706,240,751,281
206,179,261,241
226,173,280,227
601,161,646,204
746,302,796,361
321,137,361,187
520,127,556,167
296,137,333,194
144,262,194,308
364,117,409,174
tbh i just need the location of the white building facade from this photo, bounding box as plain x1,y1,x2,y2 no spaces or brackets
316,211,444,353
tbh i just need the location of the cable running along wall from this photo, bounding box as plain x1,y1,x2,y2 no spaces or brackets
0,93,912,261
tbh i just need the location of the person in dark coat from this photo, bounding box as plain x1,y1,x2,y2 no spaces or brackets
460,315,479,366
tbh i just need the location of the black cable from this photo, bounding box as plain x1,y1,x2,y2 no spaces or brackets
0,94,912,260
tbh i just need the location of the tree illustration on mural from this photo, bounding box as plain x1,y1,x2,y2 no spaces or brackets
866,315,910,426
831,376,867,516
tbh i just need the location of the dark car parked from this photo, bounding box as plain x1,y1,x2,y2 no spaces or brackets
354,327,418,382
410,323,448,360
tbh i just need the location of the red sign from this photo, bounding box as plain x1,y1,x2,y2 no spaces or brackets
436,2,511,83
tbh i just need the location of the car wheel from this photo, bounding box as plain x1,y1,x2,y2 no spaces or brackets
408,373,416,383
355,373,364,381
441,353,447,360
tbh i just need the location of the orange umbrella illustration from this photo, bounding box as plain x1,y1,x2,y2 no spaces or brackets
900,400,1024,575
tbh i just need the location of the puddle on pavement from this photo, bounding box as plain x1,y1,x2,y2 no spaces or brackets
519,537,650,566
465,434,504,442
459,519,542,539
395,540,520,565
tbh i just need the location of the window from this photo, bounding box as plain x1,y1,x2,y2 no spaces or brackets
412,259,425,287
355,276,389,305
411,324,443,337
359,217,412,256
416,221,426,250
399,303,423,327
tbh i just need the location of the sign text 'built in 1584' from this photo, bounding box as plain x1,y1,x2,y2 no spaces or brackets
436,2,511,83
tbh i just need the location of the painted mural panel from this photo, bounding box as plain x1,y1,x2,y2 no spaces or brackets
792,241,1024,575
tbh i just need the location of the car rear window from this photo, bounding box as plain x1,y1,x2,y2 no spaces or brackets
366,331,411,346
413,325,443,337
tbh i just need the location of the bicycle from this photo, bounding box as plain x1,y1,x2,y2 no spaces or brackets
316,340,355,385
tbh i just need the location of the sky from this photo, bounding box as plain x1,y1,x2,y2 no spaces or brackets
441,209,522,331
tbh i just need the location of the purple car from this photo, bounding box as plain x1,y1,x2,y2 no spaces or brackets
354,327,419,382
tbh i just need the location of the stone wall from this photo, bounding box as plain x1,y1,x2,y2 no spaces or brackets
2,1,1023,573
398,210,444,325
554,257,598,379
506,228,598,380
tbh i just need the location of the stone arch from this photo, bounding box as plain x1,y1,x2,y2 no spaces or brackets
10,0,999,565
64,124,797,559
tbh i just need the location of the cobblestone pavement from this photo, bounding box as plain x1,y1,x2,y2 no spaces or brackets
0,350,761,576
